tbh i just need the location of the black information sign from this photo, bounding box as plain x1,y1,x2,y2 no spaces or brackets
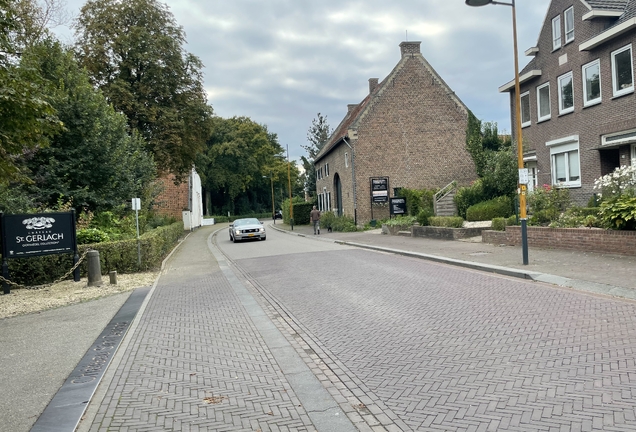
1,212,76,258
390,197,407,216
370,177,389,203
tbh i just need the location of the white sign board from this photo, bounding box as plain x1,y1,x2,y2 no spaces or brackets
518,169,529,185
131,198,141,210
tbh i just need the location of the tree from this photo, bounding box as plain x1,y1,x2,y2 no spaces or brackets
9,0,70,51
198,116,297,215
301,113,332,198
74,0,213,179
465,112,516,199
0,0,61,185
19,40,156,212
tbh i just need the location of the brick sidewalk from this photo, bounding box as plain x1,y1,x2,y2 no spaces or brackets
79,227,339,432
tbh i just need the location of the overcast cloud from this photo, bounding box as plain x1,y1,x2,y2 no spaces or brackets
55,0,552,163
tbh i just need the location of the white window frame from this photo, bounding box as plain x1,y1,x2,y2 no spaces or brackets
552,15,562,50
558,71,574,115
536,82,551,122
564,7,574,43
582,59,601,106
611,44,634,97
520,91,531,127
345,152,349,168
547,135,581,188
326,191,331,212
325,163,329,177
632,144,636,167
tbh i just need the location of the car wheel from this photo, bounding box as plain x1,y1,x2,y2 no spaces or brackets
260,236,266,241
233,235,238,243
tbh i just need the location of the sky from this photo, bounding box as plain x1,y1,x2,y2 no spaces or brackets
53,0,552,164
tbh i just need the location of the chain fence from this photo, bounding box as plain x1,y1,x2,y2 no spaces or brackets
0,249,90,291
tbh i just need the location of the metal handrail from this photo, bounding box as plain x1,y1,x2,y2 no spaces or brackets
433,181,457,216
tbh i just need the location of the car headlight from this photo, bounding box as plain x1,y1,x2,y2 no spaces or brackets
259,228,265,233
235,229,240,235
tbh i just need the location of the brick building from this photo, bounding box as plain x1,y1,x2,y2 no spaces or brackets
313,41,477,225
154,168,203,225
501,0,636,203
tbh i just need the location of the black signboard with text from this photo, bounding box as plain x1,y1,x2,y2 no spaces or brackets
370,177,389,203
1,212,76,258
390,197,407,216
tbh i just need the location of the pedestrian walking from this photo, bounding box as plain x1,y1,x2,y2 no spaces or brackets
310,205,321,235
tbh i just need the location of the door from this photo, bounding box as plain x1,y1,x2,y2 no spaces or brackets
334,174,343,216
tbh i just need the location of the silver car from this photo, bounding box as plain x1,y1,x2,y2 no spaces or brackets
229,218,266,242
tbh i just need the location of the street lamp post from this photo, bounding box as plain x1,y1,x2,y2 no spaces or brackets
466,0,529,265
264,173,276,224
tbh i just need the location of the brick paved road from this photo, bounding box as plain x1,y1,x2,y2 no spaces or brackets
82,229,319,432
235,248,636,431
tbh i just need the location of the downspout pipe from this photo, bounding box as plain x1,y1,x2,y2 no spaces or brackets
342,136,357,226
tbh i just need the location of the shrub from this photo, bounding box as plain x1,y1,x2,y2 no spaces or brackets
506,215,518,226
593,165,636,199
465,196,513,221
331,215,358,232
454,180,485,219
321,211,336,230
77,228,110,245
598,196,636,230
428,216,464,228
548,206,602,228
491,217,506,231
398,188,436,216
417,208,432,226
527,184,570,225
383,215,416,227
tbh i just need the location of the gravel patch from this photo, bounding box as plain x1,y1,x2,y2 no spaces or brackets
0,272,159,319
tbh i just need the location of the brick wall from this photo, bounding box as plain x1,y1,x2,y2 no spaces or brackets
154,174,189,220
484,226,636,256
317,41,477,225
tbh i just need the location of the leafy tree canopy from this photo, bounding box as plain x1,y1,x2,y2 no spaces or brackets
74,0,213,179
198,116,299,215
465,112,516,199
0,0,61,185
19,39,156,212
301,113,332,197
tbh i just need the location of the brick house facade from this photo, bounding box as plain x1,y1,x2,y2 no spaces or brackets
501,0,636,204
314,42,477,225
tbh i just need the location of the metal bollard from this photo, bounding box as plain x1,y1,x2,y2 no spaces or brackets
109,271,117,285
87,250,103,287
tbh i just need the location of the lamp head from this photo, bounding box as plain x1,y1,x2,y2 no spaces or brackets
465,0,493,6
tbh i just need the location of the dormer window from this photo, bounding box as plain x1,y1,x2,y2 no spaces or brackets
565,7,574,43
552,15,562,50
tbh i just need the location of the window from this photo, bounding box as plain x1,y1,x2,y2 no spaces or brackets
611,44,634,97
552,15,562,50
582,60,601,106
547,136,580,187
632,144,636,167
345,152,349,168
520,92,531,127
565,7,574,43
558,72,574,115
326,191,331,211
325,163,329,177
537,82,551,122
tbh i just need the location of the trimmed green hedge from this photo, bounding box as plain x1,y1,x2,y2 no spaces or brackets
429,216,464,228
466,196,513,221
3,222,185,286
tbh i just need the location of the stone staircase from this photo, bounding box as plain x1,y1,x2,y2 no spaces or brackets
434,182,458,217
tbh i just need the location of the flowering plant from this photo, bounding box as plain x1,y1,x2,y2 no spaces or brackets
593,165,636,198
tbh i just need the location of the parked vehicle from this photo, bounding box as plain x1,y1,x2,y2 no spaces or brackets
273,210,283,219
229,218,266,242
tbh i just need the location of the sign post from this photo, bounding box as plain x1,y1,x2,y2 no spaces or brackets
390,197,407,218
370,177,389,221
132,198,141,267
0,211,78,294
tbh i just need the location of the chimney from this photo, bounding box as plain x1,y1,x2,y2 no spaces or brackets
399,41,421,58
347,104,358,114
369,78,379,93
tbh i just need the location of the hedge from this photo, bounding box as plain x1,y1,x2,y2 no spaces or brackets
428,216,464,228
3,222,185,286
207,213,271,223
465,196,513,221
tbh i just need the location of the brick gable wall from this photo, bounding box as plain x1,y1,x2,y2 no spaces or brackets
316,42,477,224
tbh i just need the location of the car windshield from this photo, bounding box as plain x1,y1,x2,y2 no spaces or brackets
234,218,260,226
